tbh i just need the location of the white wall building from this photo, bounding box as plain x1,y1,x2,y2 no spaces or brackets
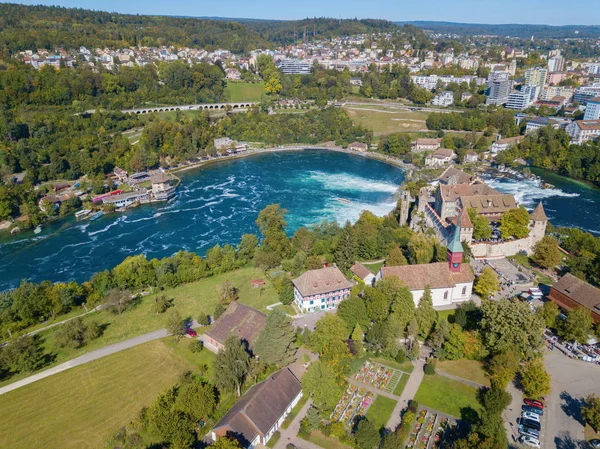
292,266,352,313
583,98,600,120
432,91,454,107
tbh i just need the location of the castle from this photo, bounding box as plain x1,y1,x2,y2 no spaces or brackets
409,167,548,259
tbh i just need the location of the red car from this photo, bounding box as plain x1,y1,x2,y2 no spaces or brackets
185,328,198,338
523,398,544,409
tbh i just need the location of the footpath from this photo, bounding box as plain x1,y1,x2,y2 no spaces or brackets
387,359,425,430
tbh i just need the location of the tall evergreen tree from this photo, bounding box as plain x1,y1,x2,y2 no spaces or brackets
415,285,437,339
351,323,365,356
254,309,297,367
333,222,356,273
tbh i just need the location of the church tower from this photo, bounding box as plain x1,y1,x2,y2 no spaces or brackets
447,213,464,273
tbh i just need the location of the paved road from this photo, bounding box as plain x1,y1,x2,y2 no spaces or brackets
387,360,425,430
274,398,322,449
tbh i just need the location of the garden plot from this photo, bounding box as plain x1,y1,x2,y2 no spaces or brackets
406,409,456,449
330,384,374,426
354,360,406,394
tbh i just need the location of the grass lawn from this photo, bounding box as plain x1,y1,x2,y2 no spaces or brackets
362,260,384,274
393,373,409,396
0,339,197,449
307,430,353,449
365,395,397,429
1,267,278,388
414,374,481,419
282,395,309,429
509,254,533,269
344,105,429,134
437,309,455,323
224,81,265,102
437,360,491,387
266,431,281,448
370,356,414,374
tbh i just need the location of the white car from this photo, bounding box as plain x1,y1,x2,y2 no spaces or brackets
522,411,541,423
519,435,541,448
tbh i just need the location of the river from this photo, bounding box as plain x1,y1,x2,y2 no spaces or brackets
1,152,599,291
0,150,404,290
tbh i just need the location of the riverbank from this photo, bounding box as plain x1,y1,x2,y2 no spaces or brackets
169,144,415,174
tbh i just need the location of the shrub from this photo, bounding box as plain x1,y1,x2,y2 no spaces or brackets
395,350,408,364
189,340,203,353
197,312,210,326
424,360,437,375
407,400,419,413
329,421,347,439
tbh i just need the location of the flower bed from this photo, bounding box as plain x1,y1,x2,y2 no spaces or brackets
331,385,374,426
353,361,398,392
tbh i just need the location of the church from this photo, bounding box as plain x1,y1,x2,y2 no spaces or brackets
376,224,475,308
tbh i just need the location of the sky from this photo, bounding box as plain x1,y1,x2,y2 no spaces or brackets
8,0,600,25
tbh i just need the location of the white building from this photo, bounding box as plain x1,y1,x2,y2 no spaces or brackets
505,85,540,110
490,136,522,154
485,72,512,106
376,227,474,308
292,266,353,313
566,119,600,144
432,91,454,107
524,67,548,88
583,97,600,120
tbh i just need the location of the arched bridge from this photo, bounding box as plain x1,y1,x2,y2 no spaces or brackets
121,102,257,115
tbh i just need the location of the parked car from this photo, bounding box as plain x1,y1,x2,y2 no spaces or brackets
524,398,544,409
519,417,541,431
589,440,600,449
185,328,198,338
519,425,540,439
521,411,541,422
523,405,544,416
519,435,541,448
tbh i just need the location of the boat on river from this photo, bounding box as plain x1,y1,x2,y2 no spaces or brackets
34,225,42,234
90,211,104,221
75,209,92,220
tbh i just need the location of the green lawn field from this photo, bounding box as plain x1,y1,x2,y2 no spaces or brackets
437,360,491,387
414,374,481,419
1,267,278,387
344,105,429,134
224,81,265,102
0,339,202,449
365,395,397,429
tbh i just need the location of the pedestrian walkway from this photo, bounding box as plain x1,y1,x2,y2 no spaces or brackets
386,360,425,430
274,398,322,449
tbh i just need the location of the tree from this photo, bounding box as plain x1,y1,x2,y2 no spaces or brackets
154,294,173,314
351,324,365,356
197,312,210,326
408,233,434,264
214,335,251,397
364,286,389,323
474,267,499,299
255,204,290,263
499,206,530,239
582,394,600,433
237,233,258,262
174,376,216,422
217,280,238,304
0,335,46,374
533,235,562,268
480,298,544,359
443,324,466,360
415,285,437,339
468,208,492,240
520,359,551,399
333,223,356,273
354,419,380,449
54,317,101,348
537,301,559,329
558,307,594,343
487,349,520,389
278,278,295,305
309,313,349,354
102,289,133,314
165,309,186,340
212,437,243,449
337,296,370,330
254,309,296,366
386,246,407,266
301,361,344,411
429,318,450,351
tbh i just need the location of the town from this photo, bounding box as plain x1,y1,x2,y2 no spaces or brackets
0,4,600,449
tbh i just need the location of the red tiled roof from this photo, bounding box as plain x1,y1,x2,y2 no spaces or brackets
204,302,266,350
350,262,372,280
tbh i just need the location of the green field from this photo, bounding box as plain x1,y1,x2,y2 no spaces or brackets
344,105,429,134
307,430,353,449
365,395,397,429
1,267,278,387
393,373,409,396
437,360,490,387
370,357,414,374
224,81,265,102
0,339,204,449
437,309,455,323
414,374,481,418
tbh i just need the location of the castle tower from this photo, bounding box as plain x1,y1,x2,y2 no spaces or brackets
529,201,548,244
447,213,464,273
458,207,474,243
399,190,411,225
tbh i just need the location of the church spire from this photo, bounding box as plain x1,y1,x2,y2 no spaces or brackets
447,211,464,273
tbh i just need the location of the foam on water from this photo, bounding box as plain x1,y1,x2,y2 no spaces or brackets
482,175,579,209
301,171,399,194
